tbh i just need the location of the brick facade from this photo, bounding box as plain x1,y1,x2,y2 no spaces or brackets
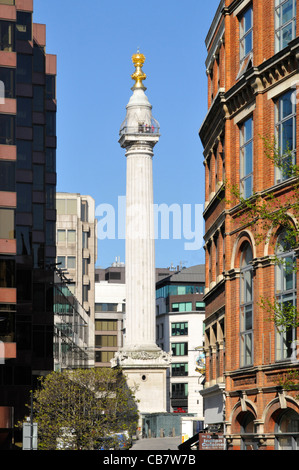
200,0,299,450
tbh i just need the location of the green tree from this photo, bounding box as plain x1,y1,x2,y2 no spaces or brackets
30,368,138,450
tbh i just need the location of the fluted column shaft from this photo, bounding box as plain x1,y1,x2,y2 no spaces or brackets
124,141,157,350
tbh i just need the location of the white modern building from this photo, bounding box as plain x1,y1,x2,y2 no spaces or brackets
56,192,97,367
94,262,126,367
155,265,206,416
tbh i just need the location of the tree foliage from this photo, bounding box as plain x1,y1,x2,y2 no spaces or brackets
30,368,138,450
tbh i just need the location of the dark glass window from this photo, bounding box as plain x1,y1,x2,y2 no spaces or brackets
171,382,188,398
33,45,45,73
16,226,31,255
16,183,32,212
46,75,56,100
33,85,44,112
0,257,15,287
33,125,44,151
171,363,188,377
0,68,15,98
33,243,44,268
16,54,32,84
33,164,44,191
0,160,15,191
45,184,55,209
16,268,32,301
46,111,56,136
46,148,56,172
17,97,32,127
0,310,15,342
16,12,32,41
0,115,15,145
17,140,32,169
33,204,44,230
0,21,15,52
46,221,55,246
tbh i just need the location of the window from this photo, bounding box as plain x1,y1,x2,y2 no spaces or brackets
16,183,31,212
275,230,297,361
275,89,296,183
32,243,44,268
57,230,66,243
172,302,192,312
16,226,31,255
67,230,76,243
275,0,296,52
240,116,253,198
171,383,188,398
67,256,76,269
17,140,32,169
0,68,15,98
95,303,118,312
46,185,55,209
0,115,15,145
46,148,56,172
32,204,44,230
0,21,14,51
83,285,89,302
33,86,45,113
46,75,56,100
0,160,15,191
196,301,205,311
81,200,88,222
276,409,299,450
46,111,56,136
16,54,32,84
56,198,77,215
240,243,253,367
33,165,44,191
171,342,188,356
82,258,88,275
82,231,88,249
95,335,117,347
171,363,188,376
95,320,117,331
0,257,15,287
240,6,253,62
33,45,45,73
16,12,32,41
0,308,15,342
0,209,14,239
57,256,65,269
46,221,55,246
95,351,114,363
33,125,44,152
171,322,188,336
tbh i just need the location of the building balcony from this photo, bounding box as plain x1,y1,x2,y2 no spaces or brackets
119,124,160,137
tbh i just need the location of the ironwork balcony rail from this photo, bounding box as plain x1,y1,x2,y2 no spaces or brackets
119,124,160,136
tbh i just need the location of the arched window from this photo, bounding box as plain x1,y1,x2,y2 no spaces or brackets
240,243,253,367
275,409,299,450
275,230,297,361
241,412,257,450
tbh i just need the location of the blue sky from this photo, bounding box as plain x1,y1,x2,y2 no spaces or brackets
33,0,220,269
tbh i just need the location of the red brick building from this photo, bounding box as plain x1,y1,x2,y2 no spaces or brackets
0,0,57,448
200,0,299,450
